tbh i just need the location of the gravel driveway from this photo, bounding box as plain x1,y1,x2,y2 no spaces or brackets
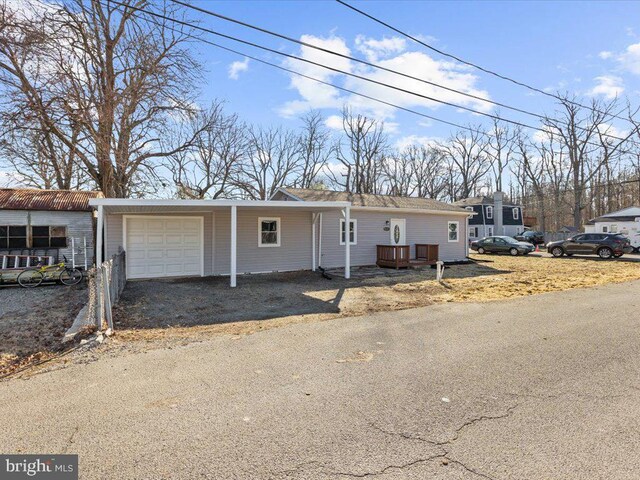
0,284,86,375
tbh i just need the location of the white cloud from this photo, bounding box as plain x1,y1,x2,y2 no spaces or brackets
278,34,492,124
354,35,406,62
228,57,249,80
325,114,343,130
598,42,640,75
394,135,442,150
588,75,624,99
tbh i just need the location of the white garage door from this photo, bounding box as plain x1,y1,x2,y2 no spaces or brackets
125,217,203,279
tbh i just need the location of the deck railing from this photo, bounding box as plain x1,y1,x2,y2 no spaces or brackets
415,244,439,263
376,245,411,269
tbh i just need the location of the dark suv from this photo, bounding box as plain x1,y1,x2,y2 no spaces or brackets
514,231,545,245
547,233,632,259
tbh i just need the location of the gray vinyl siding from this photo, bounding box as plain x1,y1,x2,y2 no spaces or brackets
105,212,214,275
0,209,95,266
213,208,312,275
318,210,467,268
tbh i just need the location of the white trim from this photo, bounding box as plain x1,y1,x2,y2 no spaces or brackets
258,217,281,247
211,212,215,276
448,221,460,242
90,198,350,208
339,218,358,245
344,206,350,279
96,205,103,266
318,212,323,268
486,206,494,219
230,206,237,287
122,215,204,279
311,212,317,271
512,207,519,220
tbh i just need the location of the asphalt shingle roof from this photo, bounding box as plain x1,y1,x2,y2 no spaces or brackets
279,188,467,213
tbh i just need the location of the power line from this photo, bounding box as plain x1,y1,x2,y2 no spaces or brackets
336,0,640,130
106,0,636,154
171,0,639,147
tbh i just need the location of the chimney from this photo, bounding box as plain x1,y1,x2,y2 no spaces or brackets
494,191,504,235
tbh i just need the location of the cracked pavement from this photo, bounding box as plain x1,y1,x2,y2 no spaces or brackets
1,281,640,479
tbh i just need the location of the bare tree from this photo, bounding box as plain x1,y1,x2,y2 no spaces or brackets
438,127,490,200
294,111,333,189
0,0,205,197
237,126,300,200
486,117,516,192
332,107,387,194
169,102,247,199
513,131,548,231
542,95,634,228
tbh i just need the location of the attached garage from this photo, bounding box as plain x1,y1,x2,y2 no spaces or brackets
123,216,203,279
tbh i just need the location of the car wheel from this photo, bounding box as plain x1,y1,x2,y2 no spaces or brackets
509,248,519,256
551,247,564,257
477,247,485,254
598,247,613,259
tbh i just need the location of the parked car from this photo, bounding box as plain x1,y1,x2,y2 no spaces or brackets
471,236,536,256
514,230,545,245
546,233,632,259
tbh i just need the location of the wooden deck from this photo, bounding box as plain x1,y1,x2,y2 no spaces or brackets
376,244,439,269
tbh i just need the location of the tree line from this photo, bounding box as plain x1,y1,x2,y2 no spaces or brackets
1,0,639,230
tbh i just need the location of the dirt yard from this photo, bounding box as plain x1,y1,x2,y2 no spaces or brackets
0,284,86,376
111,253,640,348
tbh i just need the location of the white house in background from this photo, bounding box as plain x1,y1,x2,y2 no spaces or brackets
90,188,473,287
584,206,640,251
0,188,101,267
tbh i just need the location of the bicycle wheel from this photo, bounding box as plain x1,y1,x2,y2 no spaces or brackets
59,268,83,286
17,269,44,288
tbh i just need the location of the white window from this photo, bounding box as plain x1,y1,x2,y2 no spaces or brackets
487,226,494,236
602,226,608,233
340,219,357,245
610,224,618,233
512,207,519,220
448,221,459,242
469,226,478,238
465,206,474,212
258,217,281,247
486,206,493,219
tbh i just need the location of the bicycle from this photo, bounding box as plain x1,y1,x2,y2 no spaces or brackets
17,256,84,288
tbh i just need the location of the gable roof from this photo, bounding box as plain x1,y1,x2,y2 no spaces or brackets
452,196,521,207
599,206,640,218
276,188,468,213
586,215,639,225
0,188,102,212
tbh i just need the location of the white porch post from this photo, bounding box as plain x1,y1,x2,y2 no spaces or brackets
465,215,470,257
230,205,237,287
318,213,323,268
96,205,104,266
344,206,351,279
311,213,317,271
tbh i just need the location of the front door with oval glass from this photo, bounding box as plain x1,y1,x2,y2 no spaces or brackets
389,218,406,245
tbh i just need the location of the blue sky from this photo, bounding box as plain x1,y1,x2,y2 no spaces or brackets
192,0,640,146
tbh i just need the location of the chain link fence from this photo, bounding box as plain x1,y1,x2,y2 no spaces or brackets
70,250,126,334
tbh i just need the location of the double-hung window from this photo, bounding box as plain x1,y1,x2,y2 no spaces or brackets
512,208,519,220
258,217,281,247
486,206,493,219
0,226,28,248
340,219,357,245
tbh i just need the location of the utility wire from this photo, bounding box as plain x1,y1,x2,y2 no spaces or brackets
171,0,639,147
105,0,637,153
335,0,638,128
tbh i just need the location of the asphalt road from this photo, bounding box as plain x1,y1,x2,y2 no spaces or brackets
2,281,640,479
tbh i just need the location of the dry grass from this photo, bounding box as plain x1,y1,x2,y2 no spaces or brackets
108,254,640,352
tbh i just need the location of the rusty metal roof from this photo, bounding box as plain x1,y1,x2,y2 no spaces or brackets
0,188,103,212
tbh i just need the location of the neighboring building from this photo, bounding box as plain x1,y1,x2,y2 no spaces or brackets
584,207,640,250
90,188,473,287
0,188,102,267
453,192,525,239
